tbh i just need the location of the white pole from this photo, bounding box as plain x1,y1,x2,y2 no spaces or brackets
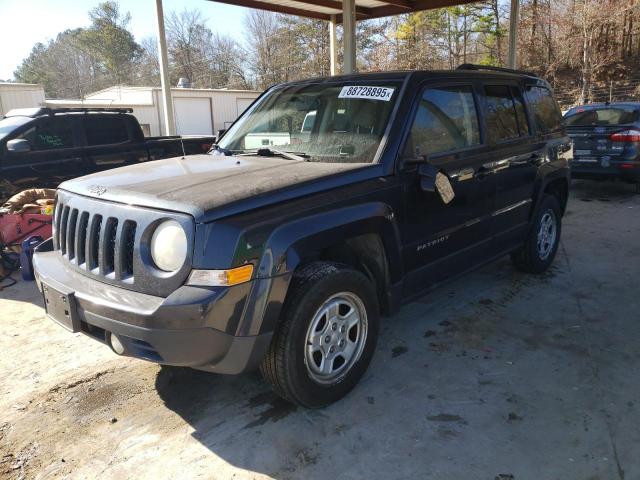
342,0,356,74
329,15,338,76
507,0,520,69
155,0,175,135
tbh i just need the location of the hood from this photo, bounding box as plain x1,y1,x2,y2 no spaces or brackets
59,154,374,221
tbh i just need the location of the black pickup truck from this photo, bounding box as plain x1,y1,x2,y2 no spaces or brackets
34,66,571,407
0,107,216,201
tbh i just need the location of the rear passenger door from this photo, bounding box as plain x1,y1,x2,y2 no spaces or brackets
400,82,496,297
82,115,148,174
481,83,541,253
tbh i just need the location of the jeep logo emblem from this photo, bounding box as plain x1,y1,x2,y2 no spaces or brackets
89,185,107,196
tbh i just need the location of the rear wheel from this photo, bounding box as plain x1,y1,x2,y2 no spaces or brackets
260,262,379,408
511,194,562,273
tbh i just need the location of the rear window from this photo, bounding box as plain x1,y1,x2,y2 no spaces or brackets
84,116,129,145
525,86,563,133
564,107,640,126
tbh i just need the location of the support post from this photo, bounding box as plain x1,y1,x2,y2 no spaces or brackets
507,0,520,69
342,0,356,74
155,0,175,136
329,15,338,76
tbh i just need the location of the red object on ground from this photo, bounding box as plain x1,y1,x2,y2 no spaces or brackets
0,213,53,247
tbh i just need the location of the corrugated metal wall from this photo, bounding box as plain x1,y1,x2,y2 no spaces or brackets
0,83,45,116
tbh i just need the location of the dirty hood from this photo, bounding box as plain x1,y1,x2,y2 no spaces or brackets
59,154,373,220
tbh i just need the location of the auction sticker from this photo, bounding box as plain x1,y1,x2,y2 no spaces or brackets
339,86,395,101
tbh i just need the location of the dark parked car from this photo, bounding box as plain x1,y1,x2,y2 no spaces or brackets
34,66,571,407
565,102,640,189
0,107,216,201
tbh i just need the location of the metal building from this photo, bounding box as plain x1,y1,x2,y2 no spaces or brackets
44,85,261,137
0,82,46,117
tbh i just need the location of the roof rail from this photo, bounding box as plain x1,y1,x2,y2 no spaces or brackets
46,107,134,114
456,63,536,77
3,107,134,118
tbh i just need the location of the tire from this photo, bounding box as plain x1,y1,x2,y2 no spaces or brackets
511,194,562,274
260,262,379,408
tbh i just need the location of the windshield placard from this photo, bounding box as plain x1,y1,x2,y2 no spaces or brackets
339,86,395,101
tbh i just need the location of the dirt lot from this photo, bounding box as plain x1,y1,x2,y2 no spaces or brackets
1,180,639,480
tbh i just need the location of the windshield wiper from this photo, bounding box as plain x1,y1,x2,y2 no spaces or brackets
254,148,308,162
212,144,233,156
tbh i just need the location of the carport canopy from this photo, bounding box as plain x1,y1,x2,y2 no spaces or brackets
153,0,520,135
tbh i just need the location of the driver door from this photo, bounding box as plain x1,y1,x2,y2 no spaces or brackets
400,82,496,298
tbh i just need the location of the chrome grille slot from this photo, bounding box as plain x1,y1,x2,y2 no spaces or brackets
66,209,79,261
75,212,89,266
53,190,193,296
59,206,70,255
88,214,102,271
102,218,118,275
120,221,137,278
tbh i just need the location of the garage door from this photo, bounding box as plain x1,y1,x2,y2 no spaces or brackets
173,97,213,135
236,98,255,116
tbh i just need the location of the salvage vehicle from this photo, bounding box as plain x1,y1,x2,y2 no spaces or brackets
0,107,215,201
565,102,640,189
33,66,571,407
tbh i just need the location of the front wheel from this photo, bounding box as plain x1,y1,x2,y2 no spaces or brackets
260,262,379,408
511,194,562,273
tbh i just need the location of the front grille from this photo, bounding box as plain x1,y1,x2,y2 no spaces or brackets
54,203,135,281
53,190,193,296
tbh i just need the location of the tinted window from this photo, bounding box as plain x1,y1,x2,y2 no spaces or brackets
525,86,562,133
512,87,530,135
16,118,74,150
84,116,129,145
484,85,520,142
405,86,480,158
564,107,640,126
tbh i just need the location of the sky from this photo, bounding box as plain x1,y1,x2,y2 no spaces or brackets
0,0,249,80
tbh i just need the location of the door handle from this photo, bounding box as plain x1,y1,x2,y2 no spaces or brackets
481,158,510,172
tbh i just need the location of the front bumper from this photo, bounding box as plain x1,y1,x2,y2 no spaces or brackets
33,239,272,374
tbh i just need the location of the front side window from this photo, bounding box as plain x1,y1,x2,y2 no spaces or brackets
525,86,563,133
0,116,31,141
84,116,129,146
16,118,73,150
404,85,480,159
218,82,401,163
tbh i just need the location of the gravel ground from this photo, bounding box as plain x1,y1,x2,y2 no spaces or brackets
1,179,639,480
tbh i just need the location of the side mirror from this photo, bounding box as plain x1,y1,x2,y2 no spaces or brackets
7,138,31,153
418,163,455,204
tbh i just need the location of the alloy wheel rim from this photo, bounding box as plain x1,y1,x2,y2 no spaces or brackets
537,209,557,260
304,292,368,384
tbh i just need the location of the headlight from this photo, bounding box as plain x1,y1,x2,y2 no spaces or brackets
150,220,187,272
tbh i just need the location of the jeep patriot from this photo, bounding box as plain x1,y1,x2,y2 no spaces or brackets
33,65,572,407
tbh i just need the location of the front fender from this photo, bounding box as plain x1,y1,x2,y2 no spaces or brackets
236,202,402,336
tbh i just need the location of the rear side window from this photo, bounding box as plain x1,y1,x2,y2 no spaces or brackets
483,85,523,142
525,86,563,134
84,116,129,146
16,118,74,150
404,85,480,158
564,107,640,126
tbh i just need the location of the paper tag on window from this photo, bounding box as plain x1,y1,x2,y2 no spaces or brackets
339,86,395,101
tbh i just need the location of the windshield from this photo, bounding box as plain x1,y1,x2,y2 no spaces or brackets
218,82,401,163
565,107,640,126
0,116,31,140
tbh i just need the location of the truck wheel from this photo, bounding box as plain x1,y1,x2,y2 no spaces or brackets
260,262,379,408
511,194,562,274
